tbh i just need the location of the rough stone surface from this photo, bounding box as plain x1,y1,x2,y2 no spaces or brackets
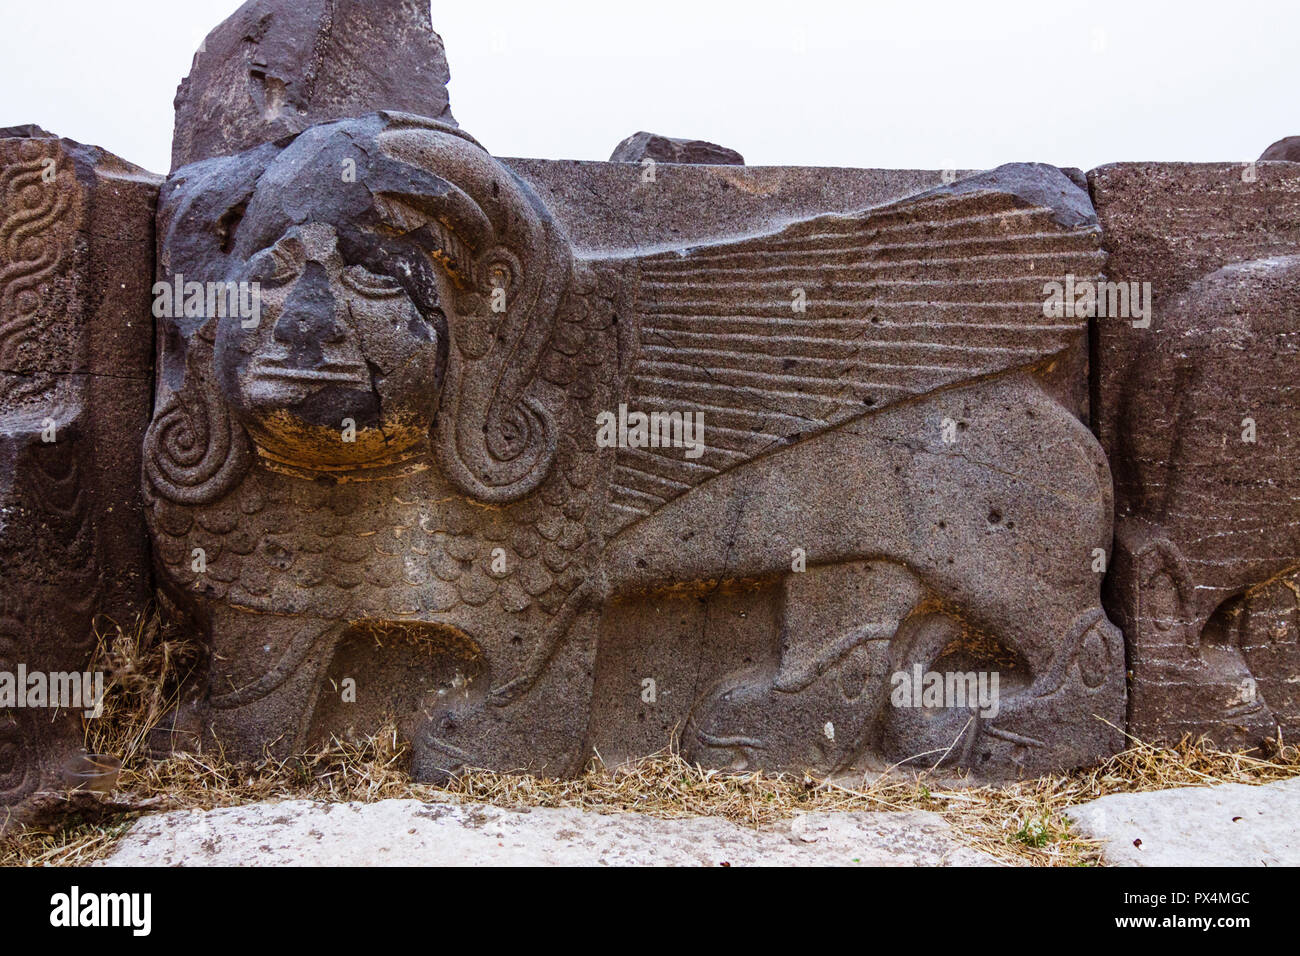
15,0,1300,867
1090,163,1300,749
610,132,744,166
170,0,456,171
1259,136,1300,161
31,6,1300,820
505,159,978,256
147,96,1123,782
0,129,158,828
1068,777,1300,866
99,799,998,866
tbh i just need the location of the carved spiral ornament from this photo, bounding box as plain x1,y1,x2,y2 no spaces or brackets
0,146,70,388
144,374,250,505
486,398,552,477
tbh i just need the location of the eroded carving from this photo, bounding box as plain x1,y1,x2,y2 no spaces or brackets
0,131,157,825
148,108,1124,780
1093,163,1300,750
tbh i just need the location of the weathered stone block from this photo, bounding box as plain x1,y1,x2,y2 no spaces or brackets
0,130,158,823
171,0,456,171
503,159,978,255
145,102,1123,780
1090,162,1300,748
610,132,744,166
1259,136,1300,162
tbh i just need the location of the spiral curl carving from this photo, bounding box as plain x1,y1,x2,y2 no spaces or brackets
0,144,71,399
144,374,250,505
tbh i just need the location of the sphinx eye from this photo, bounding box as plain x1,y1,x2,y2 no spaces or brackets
342,264,406,298
248,245,298,286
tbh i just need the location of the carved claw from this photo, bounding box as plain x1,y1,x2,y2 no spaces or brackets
684,663,873,774
683,670,776,771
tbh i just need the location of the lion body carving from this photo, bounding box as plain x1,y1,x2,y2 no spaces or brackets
145,113,1125,779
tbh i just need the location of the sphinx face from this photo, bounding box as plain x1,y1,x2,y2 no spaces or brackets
213,222,450,471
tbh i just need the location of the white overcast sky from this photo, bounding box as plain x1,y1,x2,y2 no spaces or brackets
0,0,1296,174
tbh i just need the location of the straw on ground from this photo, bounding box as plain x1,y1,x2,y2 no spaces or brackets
4,609,1296,867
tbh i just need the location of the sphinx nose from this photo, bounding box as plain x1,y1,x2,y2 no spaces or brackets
272,261,347,363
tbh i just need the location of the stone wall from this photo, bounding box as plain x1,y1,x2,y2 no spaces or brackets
2,1,1298,827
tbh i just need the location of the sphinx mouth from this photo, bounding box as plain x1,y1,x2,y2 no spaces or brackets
249,358,370,388
693,728,766,751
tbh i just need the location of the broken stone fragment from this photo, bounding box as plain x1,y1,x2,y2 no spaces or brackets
171,0,456,172
610,131,744,165
1259,136,1300,161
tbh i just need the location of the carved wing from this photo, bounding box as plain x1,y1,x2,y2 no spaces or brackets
606,166,1104,532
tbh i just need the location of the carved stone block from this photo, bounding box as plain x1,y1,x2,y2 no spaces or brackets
0,130,158,822
145,102,1124,779
1091,162,1300,748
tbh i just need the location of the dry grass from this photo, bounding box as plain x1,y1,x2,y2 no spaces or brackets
4,821,138,868
436,731,1300,866
82,606,201,768
3,609,1297,867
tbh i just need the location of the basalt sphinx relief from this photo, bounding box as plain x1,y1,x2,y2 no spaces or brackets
143,112,1125,780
